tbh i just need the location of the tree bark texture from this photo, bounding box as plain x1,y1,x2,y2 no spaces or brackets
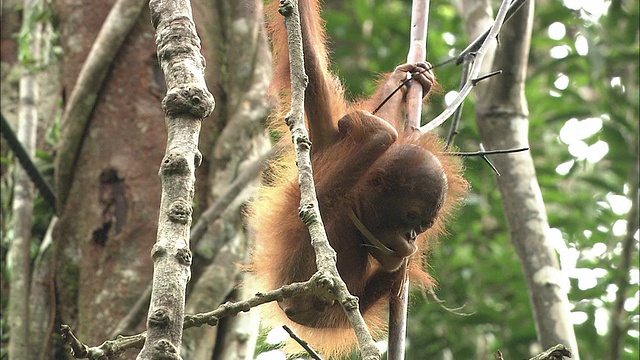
8,30,38,360
136,0,214,358
52,0,167,353
474,1,580,357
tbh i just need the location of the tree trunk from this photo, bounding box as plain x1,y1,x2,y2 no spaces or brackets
474,1,580,357
52,1,166,355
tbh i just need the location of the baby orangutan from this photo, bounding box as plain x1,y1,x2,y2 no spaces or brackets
249,0,467,356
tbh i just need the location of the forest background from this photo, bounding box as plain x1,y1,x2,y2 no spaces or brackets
0,0,638,359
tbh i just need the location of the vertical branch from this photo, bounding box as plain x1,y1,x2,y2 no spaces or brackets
608,139,639,360
387,261,409,360
137,1,214,359
403,0,430,130
279,1,380,359
444,55,472,149
389,1,430,359
8,0,41,356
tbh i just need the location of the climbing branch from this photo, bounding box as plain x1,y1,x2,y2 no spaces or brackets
278,1,380,359
134,1,215,359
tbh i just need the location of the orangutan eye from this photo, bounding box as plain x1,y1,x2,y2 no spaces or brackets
406,211,420,223
421,219,434,230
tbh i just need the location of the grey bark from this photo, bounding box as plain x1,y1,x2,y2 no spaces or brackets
474,1,580,357
8,0,40,355
137,0,214,358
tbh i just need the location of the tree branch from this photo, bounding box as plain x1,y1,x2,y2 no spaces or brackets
388,1,431,359
278,1,380,359
420,0,513,133
61,281,317,359
136,0,215,359
608,139,639,360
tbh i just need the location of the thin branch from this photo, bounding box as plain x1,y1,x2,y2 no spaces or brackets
455,0,530,65
420,0,515,132
1,112,56,211
427,287,473,316
388,1,431,358
62,281,316,359
448,146,529,176
282,325,323,360
373,1,529,125
444,54,472,149
527,344,572,360
60,325,91,358
472,69,503,84
372,63,434,116
403,0,431,130
445,147,529,157
478,143,502,176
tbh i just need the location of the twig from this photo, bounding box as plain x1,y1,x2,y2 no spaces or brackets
282,325,323,360
373,1,529,125
455,0,530,65
60,325,91,358
445,146,529,157
62,281,316,358
446,145,528,176
472,69,503,84
444,54,472,149
427,286,473,316
478,143,501,176
527,344,572,360
372,64,434,116
421,0,514,132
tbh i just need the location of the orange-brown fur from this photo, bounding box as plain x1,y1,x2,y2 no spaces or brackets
248,0,467,357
